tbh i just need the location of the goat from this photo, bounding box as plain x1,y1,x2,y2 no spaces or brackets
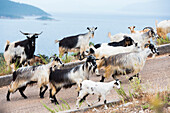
89,43,139,59
156,20,170,39
97,43,159,82
6,55,63,101
128,26,154,34
4,31,42,71
49,55,99,104
76,79,120,109
55,27,97,60
108,30,155,49
94,36,134,49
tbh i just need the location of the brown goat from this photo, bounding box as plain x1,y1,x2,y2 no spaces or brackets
128,26,151,34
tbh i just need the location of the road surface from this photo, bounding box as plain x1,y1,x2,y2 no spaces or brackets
0,55,170,113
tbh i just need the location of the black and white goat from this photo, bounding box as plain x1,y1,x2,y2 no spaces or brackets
49,55,99,104
108,30,156,49
89,43,139,59
76,79,120,109
4,31,42,71
6,55,63,101
55,27,97,60
97,43,159,82
94,36,134,49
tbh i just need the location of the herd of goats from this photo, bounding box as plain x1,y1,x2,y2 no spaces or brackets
3,20,170,109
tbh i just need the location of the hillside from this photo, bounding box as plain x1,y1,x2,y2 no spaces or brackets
0,0,50,19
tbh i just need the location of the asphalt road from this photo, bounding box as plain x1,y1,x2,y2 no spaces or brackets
0,55,170,113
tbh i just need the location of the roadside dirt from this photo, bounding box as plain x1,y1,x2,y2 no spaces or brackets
0,55,170,113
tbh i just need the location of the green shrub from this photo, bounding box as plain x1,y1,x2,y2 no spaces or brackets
42,98,71,112
156,36,170,45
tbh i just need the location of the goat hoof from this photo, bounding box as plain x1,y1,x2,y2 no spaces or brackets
55,102,59,105
51,100,59,105
24,96,27,99
96,74,100,77
100,80,104,82
129,77,133,81
51,100,56,103
7,99,10,101
40,95,44,98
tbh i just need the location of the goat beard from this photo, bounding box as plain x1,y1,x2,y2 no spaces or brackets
92,34,94,38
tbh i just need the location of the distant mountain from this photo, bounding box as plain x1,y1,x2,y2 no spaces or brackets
36,16,56,21
0,0,50,19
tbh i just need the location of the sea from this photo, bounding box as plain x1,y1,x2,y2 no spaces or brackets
0,13,170,56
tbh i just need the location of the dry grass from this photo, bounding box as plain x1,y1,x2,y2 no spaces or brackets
0,53,12,76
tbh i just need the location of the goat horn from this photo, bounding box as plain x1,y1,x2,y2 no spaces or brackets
33,31,43,35
49,54,57,59
20,31,32,35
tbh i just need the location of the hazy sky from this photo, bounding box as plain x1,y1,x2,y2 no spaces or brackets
11,0,170,15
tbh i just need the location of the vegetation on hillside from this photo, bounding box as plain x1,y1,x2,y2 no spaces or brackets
0,0,50,19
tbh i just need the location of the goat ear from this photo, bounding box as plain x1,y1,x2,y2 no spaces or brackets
144,44,149,48
89,48,95,54
95,27,97,30
116,79,119,81
123,35,127,39
133,26,135,28
101,56,105,60
148,30,152,37
135,43,138,47
26,36,30,39
95,58,99,61
87,27,90,30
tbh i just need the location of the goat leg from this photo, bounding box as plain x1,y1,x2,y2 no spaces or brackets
100,76,105,82
50,88,61,104
40,85,48,98
129,73,139,81
18,86,27,99
79,94,89,103
6,90,11,101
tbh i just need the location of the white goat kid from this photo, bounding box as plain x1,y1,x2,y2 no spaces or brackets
76,79,121,109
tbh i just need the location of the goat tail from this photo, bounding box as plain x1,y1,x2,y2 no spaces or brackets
4,40,10,51
155,20,158,28
5,40,10,47
97,57,106,69
55,39,60,43
108,32,111,38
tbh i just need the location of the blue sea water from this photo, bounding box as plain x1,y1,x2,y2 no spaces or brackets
0,13,170,56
